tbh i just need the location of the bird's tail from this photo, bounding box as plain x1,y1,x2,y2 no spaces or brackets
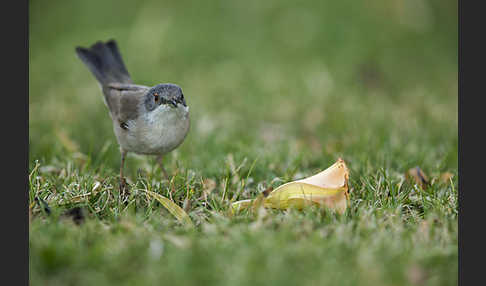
75,40,133,85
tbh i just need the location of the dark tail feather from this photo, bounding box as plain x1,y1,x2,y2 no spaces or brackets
75,40,132,85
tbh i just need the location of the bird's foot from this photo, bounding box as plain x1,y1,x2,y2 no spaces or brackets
119,177,130,199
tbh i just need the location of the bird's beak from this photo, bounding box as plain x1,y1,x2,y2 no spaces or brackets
169,99,178,107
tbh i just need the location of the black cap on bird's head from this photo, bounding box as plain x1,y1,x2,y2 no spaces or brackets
144,83,186,111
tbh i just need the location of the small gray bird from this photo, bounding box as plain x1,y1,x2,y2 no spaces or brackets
75,40,190,191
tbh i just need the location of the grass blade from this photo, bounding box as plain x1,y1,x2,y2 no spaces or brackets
144,190,194,227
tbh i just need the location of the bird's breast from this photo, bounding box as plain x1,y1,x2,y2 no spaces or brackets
117,105,190,155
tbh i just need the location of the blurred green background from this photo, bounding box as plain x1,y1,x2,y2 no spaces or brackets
30,0,457,173
29,0,457,285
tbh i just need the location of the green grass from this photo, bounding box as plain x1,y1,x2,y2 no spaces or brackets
29,0,458,285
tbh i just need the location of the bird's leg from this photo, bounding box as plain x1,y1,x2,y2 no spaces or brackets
119,150,128,196
156,155,169,181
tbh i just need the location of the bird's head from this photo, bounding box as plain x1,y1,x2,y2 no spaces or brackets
144,83,186,112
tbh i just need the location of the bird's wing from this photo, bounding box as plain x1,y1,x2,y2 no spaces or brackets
102,83,149,124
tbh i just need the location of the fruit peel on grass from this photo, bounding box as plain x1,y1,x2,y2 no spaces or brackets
232,158,350,214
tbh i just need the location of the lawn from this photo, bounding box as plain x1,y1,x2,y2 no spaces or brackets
29,0,458,285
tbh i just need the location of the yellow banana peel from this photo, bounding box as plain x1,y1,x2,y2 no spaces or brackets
231,158,350,214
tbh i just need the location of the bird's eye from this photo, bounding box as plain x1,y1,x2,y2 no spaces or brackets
153,93,159,102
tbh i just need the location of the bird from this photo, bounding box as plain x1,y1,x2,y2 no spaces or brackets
75,39,190,193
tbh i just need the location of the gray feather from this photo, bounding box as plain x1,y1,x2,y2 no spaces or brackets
102,84,149,123
75,40,133,85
